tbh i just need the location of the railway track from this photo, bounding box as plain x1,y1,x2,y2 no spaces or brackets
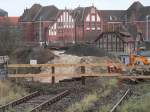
0,90,69,112
110,89,131,112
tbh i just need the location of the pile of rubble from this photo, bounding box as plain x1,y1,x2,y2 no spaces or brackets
39,52,111,83
10,47,55,64
65,44,108,57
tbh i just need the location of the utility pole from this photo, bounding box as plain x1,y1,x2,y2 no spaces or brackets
74,13,78,44
125,14,127,25
75,20,77,44
146,15,150,41
39,17,42,43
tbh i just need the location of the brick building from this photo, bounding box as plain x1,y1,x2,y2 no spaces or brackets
19,2,150,49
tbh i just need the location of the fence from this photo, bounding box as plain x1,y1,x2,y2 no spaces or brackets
0,56,9,79
7,63,122,84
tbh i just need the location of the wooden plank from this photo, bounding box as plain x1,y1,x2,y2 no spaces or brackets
8,63,124,68
8,74,150,80
119,75,150,79
8,73,121,78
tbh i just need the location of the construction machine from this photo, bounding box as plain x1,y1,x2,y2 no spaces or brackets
128,47,150,75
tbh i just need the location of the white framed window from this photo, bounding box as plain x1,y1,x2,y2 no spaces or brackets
86,22,90,30
86,14,90,22
91,22,95,30
97,14,100,21
91,15,95,22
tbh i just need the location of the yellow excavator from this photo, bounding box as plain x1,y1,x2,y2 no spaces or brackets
128,47,150,75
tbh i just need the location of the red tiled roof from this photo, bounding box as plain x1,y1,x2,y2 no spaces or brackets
0,17,19,26
8,17,19,25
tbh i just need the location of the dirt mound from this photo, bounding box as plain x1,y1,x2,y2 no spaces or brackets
65,44,108,57
10,47,55,64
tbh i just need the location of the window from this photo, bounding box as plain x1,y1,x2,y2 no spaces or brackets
91,15,95,22
103,36,107,42
97,14,100,21
112,36,116,42
86,22,90,30
110,16,113,21
91,22,95,30
97,22,101,30
57,22,63,28
86,14,90,22
109,16,117,21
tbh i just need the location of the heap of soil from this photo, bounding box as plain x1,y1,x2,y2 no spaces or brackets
10,47,55,64
65,44,108,57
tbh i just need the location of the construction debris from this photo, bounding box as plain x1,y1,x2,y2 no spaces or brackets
65,44,108,57
10,47,55,64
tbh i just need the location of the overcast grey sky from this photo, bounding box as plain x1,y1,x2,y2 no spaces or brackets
0,0,150,16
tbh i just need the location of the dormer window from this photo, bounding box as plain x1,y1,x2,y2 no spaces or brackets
110,16,113,21
109,16,117,21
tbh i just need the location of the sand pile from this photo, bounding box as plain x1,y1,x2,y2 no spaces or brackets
38,51,109,82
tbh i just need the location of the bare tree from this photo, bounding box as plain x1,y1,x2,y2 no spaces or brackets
0,17,23,55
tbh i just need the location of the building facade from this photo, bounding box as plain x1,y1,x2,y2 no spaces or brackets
19,2,150,48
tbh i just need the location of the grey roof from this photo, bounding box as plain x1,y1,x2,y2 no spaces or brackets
110,52,128,56
84,31,101,42
71,6,96,24
20,1,150,23
0,9,7,16
138,41,150,50
100,10,125,22
20,4,42,22
119,24,138,39
95,32,134,43
126,1,143,20
138,6,150,21
33,5,59,21
141,51,150,57
127,1,143,11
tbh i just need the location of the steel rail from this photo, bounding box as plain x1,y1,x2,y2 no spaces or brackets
30,90,69,112
0,91,40,112
110,89,130,112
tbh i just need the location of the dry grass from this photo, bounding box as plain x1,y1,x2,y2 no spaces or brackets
117,95,150,112
117,83,150,112
65,93,98,112
65,78,118,112
97,105,111,112
0,80,27,105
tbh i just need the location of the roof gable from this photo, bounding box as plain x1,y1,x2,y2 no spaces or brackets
33,5,59,21
138,6,150,21
19,4,42,22
0,9,8,16
100,10,125,22
127,1,143,11
95,32,134,43
72,6,94,24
